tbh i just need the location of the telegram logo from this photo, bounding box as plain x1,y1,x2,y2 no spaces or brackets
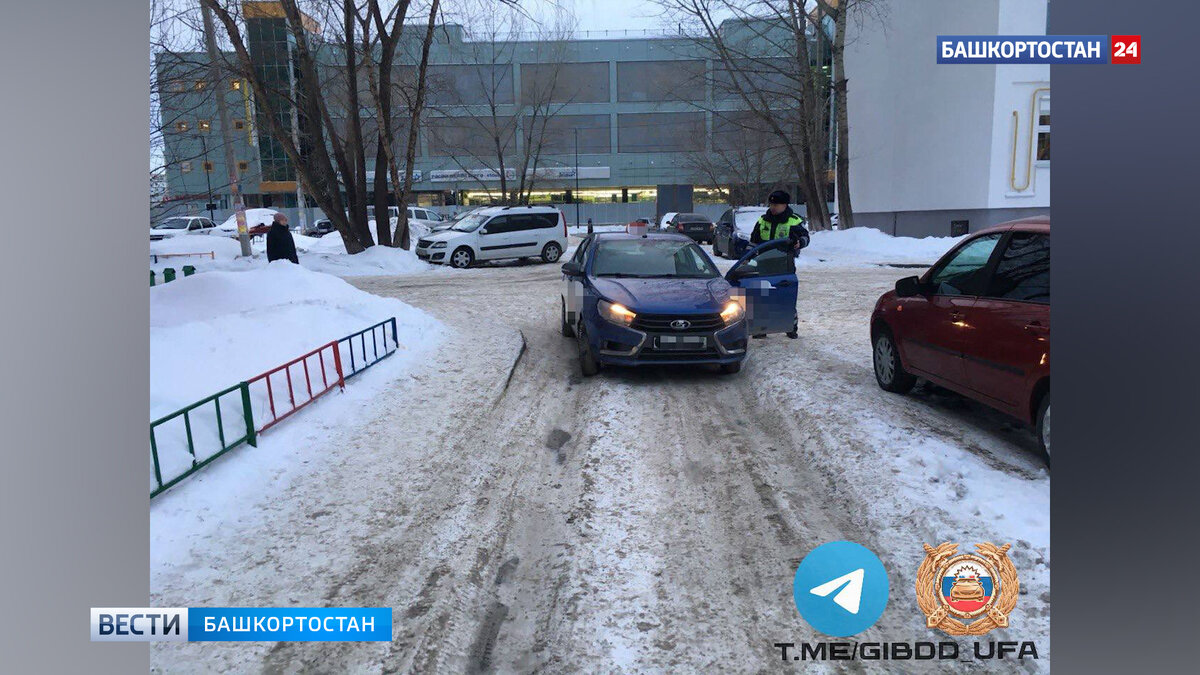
792,541,889,637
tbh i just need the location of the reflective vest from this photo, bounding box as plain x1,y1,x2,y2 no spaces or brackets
756,213,805,242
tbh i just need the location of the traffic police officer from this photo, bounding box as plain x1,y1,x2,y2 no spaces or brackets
749,190,809,339
750,190,810,252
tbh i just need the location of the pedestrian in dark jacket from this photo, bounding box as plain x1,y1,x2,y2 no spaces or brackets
266,213,299,264
750,190,810,255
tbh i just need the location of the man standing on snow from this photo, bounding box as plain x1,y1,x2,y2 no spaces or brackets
266,213,299,264
748,190,809,340
750,190,810,254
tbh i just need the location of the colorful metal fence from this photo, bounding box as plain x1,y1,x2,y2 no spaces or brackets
339,317,399,379
150,317,398,498
245,341,344,433
150,383,256,498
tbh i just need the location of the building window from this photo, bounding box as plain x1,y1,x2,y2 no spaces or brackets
193,79,208,91
198,119,212,132
1035,95,1050,162
203,161,214,173
180,161,193,173
231,79,243,91
233,118,245,130
237,161,249,172
174,120,190,133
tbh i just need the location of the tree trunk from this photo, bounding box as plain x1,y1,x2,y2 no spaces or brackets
373,139,392,246
832,4,855,228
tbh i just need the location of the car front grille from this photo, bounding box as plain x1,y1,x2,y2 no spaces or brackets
631,313,724,332
416,238,433,248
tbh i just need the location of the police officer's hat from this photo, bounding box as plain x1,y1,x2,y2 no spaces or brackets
767,190,790,205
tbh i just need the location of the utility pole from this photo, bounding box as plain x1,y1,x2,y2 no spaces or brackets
201,1,252,256
574,128,581,233
196,134,215,223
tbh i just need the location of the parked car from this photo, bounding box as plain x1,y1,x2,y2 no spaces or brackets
215,208,280,237
303,219,335,237
656,212,678,232
559,233,799,376
633,217,652,227
870,216,1051,458
432,207,485,233
150,216,216,241
712,206,768,259
404,206,445,239
665,213,716,244
415,205,568,268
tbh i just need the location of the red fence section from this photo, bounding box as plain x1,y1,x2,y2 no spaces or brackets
245,341,344,433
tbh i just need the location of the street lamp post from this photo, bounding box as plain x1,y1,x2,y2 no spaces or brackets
196,134,215,223
574,128,581,233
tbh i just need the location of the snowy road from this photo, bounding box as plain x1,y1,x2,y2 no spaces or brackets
152,259,1050,673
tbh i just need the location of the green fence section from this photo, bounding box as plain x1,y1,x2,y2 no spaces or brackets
150,382,257,498
151,317,399,499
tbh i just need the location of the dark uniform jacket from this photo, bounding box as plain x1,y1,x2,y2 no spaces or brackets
750,206,810,254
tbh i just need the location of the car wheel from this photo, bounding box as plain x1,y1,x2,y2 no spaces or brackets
578,324,600,377
560,297,575,338
873,328,916,394
541,241,563,263
449,246,474,269
719,361,741,375
1036,394,1050,464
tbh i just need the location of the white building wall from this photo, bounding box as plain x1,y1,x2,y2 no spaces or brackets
986,0,1050,209
844,0,1050,236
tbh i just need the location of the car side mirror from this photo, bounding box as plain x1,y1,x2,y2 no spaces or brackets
895,276,926,297
479,228,489,235
561,261,583,277
726,266,757,282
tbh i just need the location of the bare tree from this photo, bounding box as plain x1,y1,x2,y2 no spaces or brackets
658,0,834,229
685,111,793,206
205,0,379,253
359,0,443,248
427,1,572,206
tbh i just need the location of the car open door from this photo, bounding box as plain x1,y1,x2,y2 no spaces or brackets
725,239,798,335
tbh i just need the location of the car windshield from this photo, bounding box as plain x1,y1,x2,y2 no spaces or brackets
592,239,720,278
678,214,709,223
452,214,488,232
154,218,190,230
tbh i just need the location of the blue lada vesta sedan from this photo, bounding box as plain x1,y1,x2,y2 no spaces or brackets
559,232,799,376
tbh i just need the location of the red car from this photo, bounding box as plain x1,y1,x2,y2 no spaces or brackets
870,216,1050,459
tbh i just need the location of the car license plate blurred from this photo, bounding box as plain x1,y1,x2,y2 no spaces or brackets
656,335,706,350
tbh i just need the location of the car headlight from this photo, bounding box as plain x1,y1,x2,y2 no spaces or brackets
598,299,636,327
721,299,745,325
430,241,446,249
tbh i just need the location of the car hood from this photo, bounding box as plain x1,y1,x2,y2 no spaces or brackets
590,276,732,314
421,229,467,242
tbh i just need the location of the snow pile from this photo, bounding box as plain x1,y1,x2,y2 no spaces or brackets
151,234,244,261
215,208,280,232
151,261,439,414
803,227,964,266
299,244,434,276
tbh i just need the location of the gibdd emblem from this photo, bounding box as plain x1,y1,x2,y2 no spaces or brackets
916,542,1019,636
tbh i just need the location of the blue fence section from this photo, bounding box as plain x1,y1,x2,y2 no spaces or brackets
338,318,399,380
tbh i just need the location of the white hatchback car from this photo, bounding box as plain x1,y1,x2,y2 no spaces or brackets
150,216,217,241
415,206,568,268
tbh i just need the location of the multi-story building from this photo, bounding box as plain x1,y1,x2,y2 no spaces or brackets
155,5,810,220
155,1,1049,236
